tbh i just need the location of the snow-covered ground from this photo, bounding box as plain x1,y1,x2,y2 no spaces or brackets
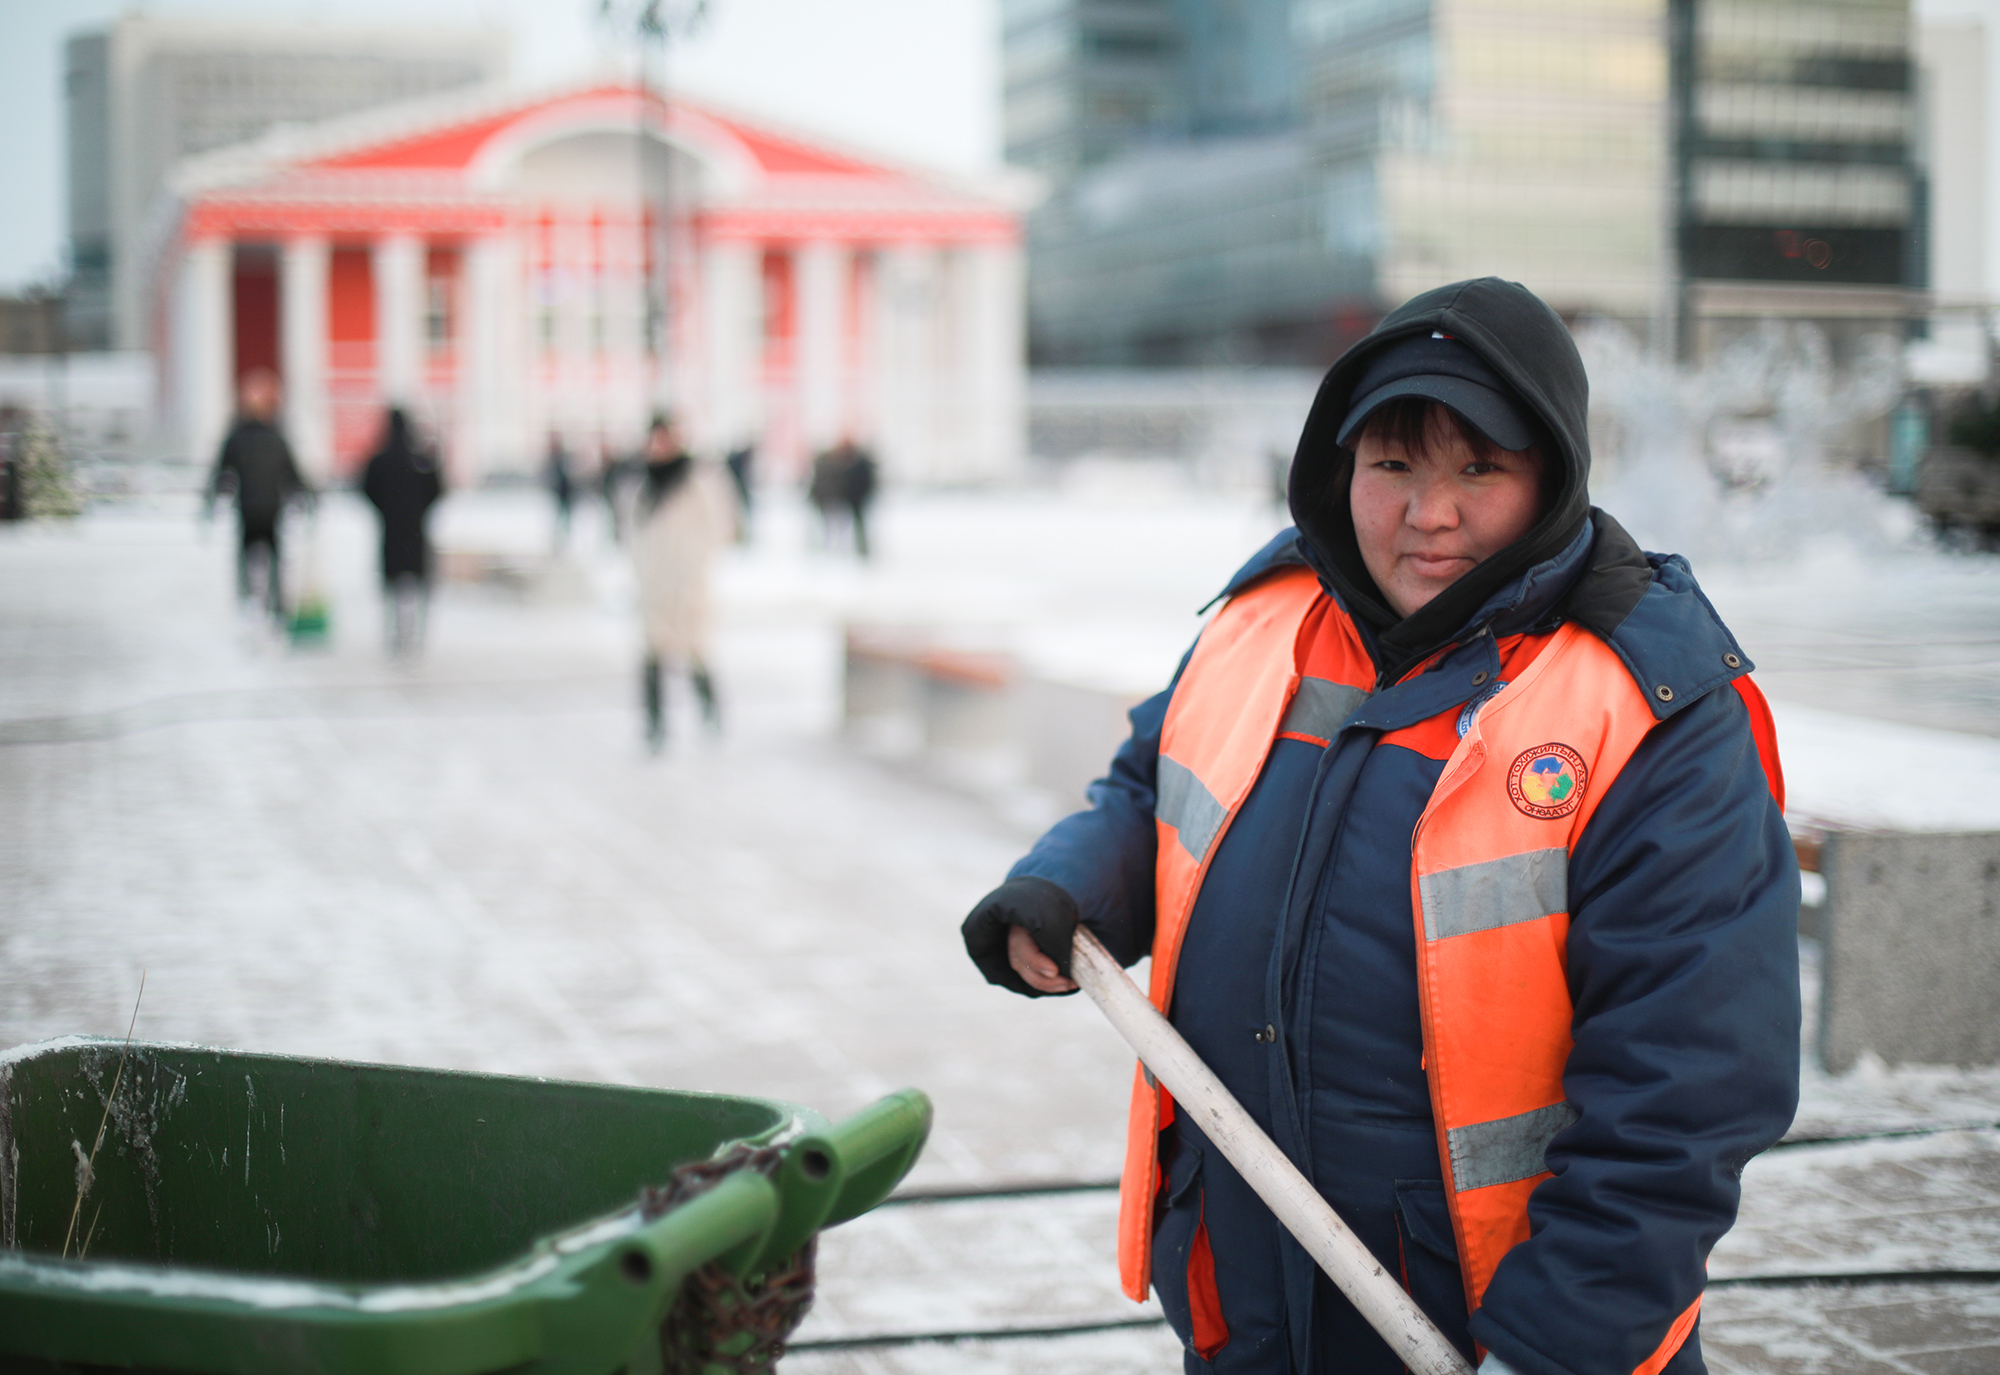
3,482,1997,1371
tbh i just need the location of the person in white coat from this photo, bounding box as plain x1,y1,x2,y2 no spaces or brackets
632,414,731,750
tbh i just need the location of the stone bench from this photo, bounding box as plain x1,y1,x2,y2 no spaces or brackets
842,625,1153,808
1819,830,2000,1071
843,625,1016,759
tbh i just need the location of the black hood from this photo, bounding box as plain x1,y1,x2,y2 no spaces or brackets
1288,277,1593,681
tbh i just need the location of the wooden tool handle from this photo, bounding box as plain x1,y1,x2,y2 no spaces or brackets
1070,926,1476,1375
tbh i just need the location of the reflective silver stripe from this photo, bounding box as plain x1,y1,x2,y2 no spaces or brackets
1156,757,1227,861
1281,677,1369,741
1419,848,1569,941
1448,1102,1580,1192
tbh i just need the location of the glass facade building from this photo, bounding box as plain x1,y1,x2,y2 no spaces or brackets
1008,0,1917,366
1672,0,1918,355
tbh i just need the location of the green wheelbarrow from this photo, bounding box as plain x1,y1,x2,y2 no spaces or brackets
0,1037,931,1375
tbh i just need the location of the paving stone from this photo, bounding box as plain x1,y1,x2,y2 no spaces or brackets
1822,1292,2000,1354
798,1191,1145,1342
1705,1281,2000,1375
785,1323,1186,1375
1717,1131,2000,1279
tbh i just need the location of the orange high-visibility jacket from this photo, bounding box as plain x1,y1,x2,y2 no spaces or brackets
1118,564,1783,1374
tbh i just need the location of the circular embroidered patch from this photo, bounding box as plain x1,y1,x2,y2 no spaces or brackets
1508,743,1588,820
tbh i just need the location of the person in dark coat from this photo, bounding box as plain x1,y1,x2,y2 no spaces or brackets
809,436,879,558
961,279,1799,1375
206,368,310,624
724,439,757,541
545,431,574,549
361,407,445,658
0,405,24,522
601,439,638,546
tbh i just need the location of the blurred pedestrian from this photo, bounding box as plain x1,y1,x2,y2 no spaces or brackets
724,438,757,541
361,407,445,659
601,437,637,546
632,414,731,750
544,431,575,549
206,368,311,625
809,436,878,559
0,406,23,522
1267,444,1292,516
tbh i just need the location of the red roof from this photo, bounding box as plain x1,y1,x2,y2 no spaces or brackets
312,110,519,172
183,81,1016,247
308,84,903,181
720,123,886,177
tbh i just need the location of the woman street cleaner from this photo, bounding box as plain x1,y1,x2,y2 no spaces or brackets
961,278,1799,1375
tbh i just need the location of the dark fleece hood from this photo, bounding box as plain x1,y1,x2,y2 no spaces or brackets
1288,277,1594,680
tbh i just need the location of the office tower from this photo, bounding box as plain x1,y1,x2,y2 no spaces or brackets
65,15,505,351
1671,0,1918,357
1008,0,1919,367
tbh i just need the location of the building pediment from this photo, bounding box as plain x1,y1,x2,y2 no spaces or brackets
166,76,1014,239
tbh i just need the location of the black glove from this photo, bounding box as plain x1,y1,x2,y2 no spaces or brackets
961,876,1081,997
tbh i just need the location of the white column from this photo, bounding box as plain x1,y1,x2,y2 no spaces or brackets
873,245,938,484
629,206,664,433
459,237,496,484
701,238,763,453
460,234,527,481
958,242,1025,483
373,233,425,408
175,238,233,465
280,235,331,483
795,240,849,454
662,207,699,426
494,233,529,472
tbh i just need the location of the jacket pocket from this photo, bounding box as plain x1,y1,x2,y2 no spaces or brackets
1153,1140,1231,1362
1394,1178,1472,1342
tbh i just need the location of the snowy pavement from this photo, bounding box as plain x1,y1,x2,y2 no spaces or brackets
3,485,1999,1372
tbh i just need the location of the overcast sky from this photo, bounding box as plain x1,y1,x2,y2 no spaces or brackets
0,0,1001,293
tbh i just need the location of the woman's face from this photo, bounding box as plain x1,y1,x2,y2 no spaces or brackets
1349,406,1545,619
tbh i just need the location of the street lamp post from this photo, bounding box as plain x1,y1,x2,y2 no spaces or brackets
597,1,710,427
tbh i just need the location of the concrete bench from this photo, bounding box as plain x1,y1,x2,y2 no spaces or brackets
843,625,1016,758
1016,675,1147,809
842,625,1155,809
1820,830,2000,1071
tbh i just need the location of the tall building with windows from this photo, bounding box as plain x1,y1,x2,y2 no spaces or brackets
1909,5,1989,385
1002,0,1188,183
1316,0,1674,344
1672,0,1919,356
1011,0,1325,363
1009,0,1920,367
65,15,506,351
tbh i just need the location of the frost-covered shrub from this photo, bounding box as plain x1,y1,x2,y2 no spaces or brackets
17,416,81,520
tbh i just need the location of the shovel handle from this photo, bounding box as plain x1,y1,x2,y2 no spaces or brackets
1070,926,1476,1375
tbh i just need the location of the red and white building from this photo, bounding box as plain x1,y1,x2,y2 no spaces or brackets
153,80,1025,485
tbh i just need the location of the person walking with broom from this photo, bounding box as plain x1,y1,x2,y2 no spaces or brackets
961,279,1800,1375
361,407,445,659
206,368,311,626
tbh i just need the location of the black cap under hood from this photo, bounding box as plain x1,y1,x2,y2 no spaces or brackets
1288,277,1594,681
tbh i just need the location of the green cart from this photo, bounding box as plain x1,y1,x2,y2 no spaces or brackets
0,1037,930,1374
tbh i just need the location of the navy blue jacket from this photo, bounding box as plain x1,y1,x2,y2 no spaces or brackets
1009,519,1801,1375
